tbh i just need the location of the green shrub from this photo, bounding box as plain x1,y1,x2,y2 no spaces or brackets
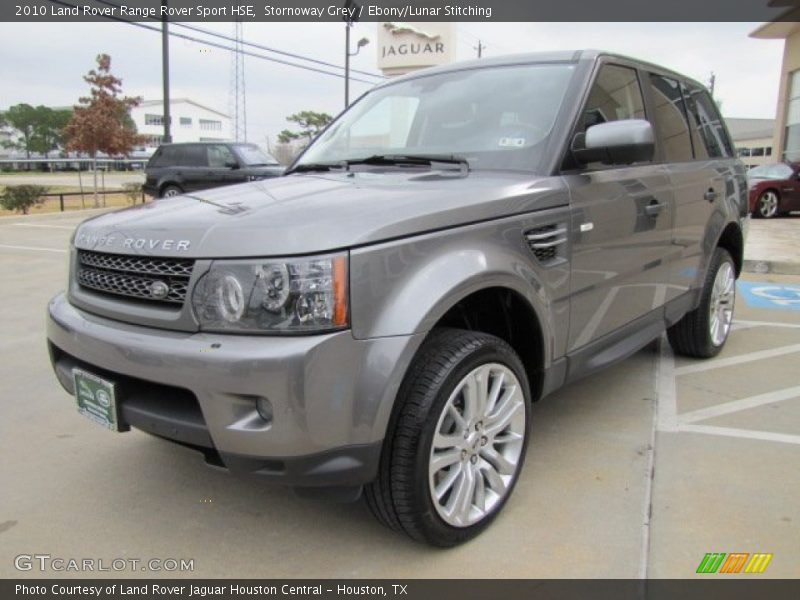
0,184,49,214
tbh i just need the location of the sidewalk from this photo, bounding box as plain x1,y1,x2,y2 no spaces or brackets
744,216,800,275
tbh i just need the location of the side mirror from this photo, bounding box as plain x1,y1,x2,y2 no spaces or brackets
225,160,239,170
572,119,655,165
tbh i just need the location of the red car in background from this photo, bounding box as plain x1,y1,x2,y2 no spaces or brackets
748,162,800,218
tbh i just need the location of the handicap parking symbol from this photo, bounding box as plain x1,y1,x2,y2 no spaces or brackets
738,282,800,311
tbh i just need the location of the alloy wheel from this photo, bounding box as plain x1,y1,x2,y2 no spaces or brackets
709,261,735,346
428,363,526,528
758,191,779,218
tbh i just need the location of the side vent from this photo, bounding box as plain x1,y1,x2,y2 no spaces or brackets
524,224,567,265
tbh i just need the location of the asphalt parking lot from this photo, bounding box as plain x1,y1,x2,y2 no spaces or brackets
0,211,798,579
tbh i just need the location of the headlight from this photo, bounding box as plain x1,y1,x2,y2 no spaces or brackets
191,253,348,333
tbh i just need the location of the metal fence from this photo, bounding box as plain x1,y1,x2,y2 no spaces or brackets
0,157,148,171
36,189,150,212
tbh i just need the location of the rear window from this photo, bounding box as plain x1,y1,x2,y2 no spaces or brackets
748,163,793,179
682,85,733,159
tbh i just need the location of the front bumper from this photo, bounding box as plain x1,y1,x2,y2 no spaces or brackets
47,293,423,487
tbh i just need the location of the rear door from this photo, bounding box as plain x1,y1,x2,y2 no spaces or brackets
179,144,212,192
667,82,740,299
564,61,675,353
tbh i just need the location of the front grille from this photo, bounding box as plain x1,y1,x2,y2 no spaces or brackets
76,250,194,306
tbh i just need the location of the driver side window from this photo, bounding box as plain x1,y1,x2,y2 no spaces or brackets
207,145,237,168
583,64,646,130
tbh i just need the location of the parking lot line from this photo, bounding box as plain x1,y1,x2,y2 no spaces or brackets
677,423,800,446
8,223,76,230
0,244,67,254
673,343,800,376
678,385,800,424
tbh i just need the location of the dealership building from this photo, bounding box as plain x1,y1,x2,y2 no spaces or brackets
751,3,800,162
129,98,232,148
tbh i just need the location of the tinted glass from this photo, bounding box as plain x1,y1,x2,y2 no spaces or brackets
682,85,733,158
583,64,645,129
180,145,207,167
299,63,576,173
236,145,279,165
207,145,237,168
648,74,693,162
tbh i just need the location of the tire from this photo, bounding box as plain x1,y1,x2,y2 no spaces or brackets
668,248,736,358
160,184,183,198
754,190,780,219
364,328,531,547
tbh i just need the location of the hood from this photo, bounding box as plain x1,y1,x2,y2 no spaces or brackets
74,170,567,258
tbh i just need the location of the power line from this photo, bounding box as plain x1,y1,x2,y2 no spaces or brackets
174,22,384,80
45,0,378,84
92,0,384,81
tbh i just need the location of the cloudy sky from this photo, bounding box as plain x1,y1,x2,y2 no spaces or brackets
0,21,785,147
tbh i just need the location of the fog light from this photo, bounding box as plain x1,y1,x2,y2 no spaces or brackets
256,397,273,423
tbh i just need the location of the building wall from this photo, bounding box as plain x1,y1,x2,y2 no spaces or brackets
773,30,800,160
130,101,232,148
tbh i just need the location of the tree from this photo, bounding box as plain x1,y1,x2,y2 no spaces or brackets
0,185,49,214
31,107,72,158
277,110,333,145
1,104,38,160
0,105,73,161
63,54,144,207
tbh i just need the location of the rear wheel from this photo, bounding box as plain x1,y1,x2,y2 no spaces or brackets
755,190,779,218
365,328,531,547
160,184,183,198
668,248,736,358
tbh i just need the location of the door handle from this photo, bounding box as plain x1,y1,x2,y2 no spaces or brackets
704,188,718,202
644,202,666,216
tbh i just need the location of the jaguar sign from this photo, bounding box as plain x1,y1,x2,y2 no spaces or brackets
377,21,455,76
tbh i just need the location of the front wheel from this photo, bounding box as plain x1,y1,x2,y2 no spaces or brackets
668,248,736,358
755,190,779,218
365,329,531,547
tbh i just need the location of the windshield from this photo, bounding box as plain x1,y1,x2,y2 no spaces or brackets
748,163,792,180
236,145,280,166
297,63,576,172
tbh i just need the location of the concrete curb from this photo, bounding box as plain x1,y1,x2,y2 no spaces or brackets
743,259,800,276
0,207,116,224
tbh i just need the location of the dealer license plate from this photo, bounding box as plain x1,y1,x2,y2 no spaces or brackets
73,368,121,431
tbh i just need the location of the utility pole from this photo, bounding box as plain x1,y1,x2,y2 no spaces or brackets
161,0,171,143
474,40,486,58
708,72,716,97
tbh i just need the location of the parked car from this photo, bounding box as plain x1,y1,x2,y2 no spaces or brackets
747,162,800,218
47,50,747,547
143,142,284,198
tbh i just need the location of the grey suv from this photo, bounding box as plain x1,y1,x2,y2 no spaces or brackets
47,51,747,547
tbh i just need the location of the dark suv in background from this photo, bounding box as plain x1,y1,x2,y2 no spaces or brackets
144,142,284,198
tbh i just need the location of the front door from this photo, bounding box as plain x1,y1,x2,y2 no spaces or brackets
565,63,675,353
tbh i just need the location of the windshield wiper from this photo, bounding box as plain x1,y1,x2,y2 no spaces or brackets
284,162,346,175
345,154,470,171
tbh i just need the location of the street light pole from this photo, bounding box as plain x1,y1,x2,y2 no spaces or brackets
161,0,172,144
343,1,367,109
345,21,351,108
